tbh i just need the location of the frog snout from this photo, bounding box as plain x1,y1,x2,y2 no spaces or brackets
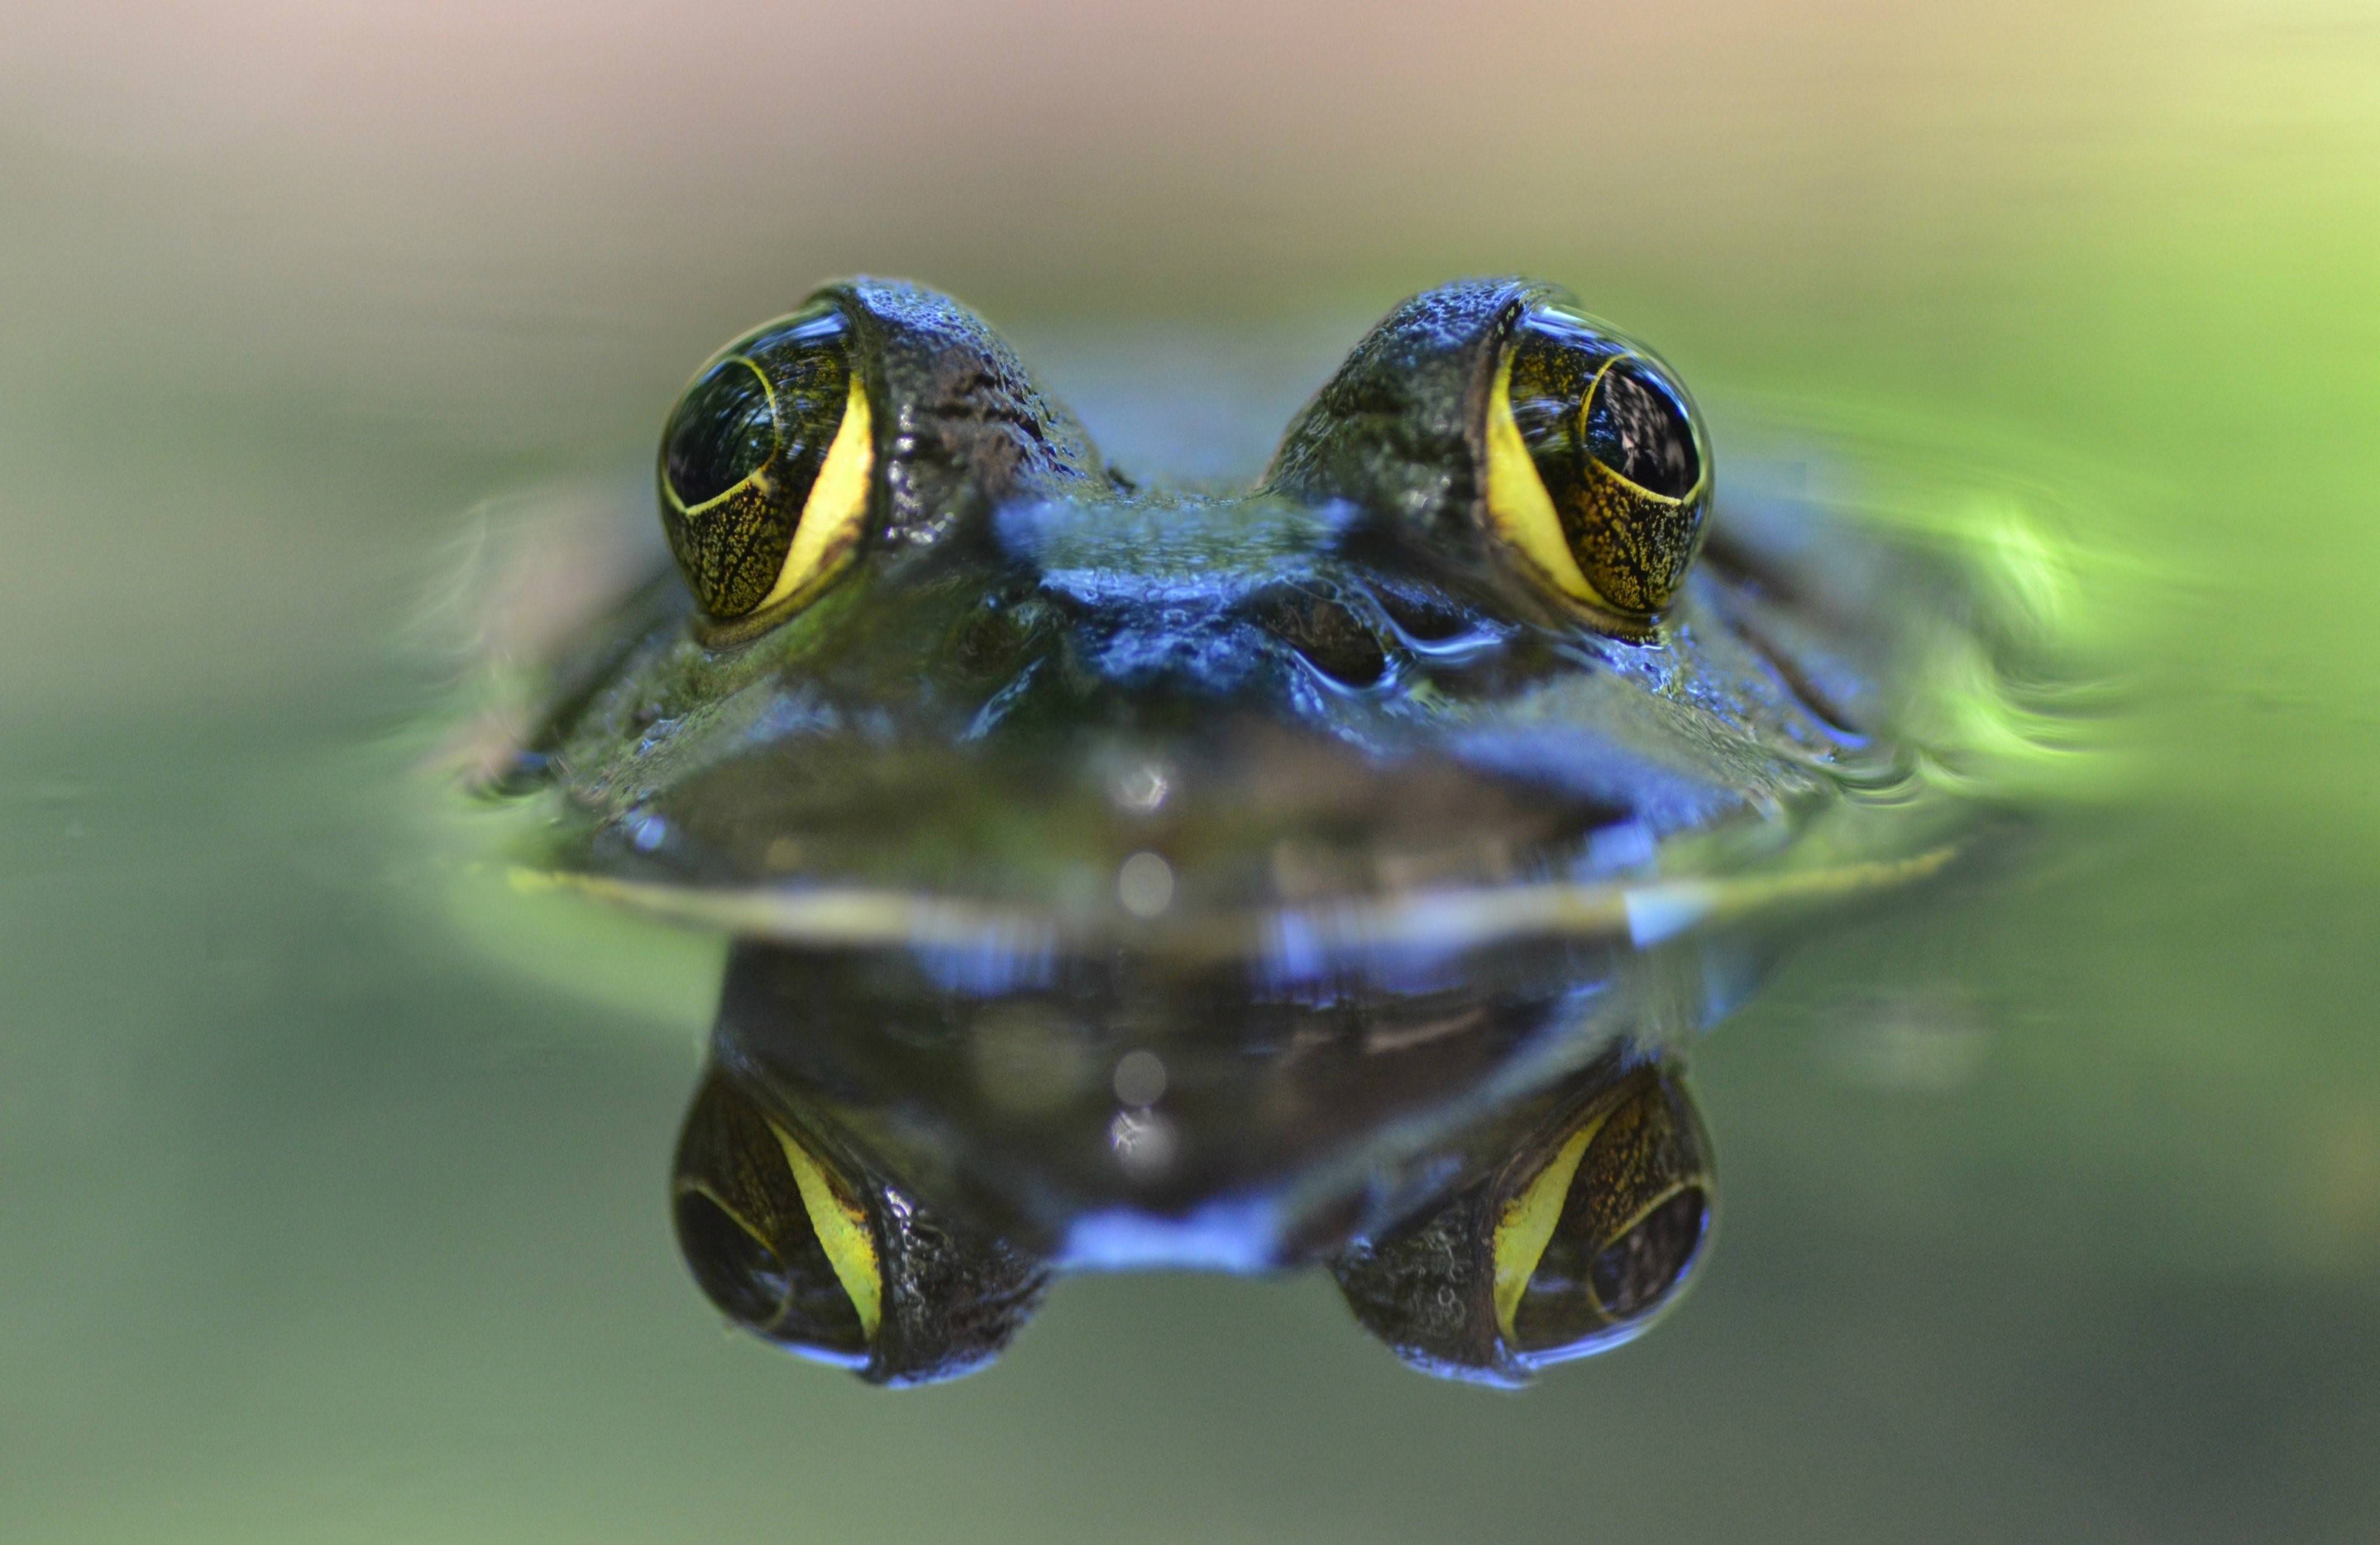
988,496,1400,693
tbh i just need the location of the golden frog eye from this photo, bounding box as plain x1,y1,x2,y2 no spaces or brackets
670,1070,884,1366
1489,1062,1715,1360
1483,308,1712,618
657,304,875,623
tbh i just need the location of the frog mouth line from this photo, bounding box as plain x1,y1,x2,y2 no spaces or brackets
513,846,1953,965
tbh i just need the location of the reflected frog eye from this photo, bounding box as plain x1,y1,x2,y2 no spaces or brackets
1483,308,1712,618
1329,1058,1713,1384
1490,1064,1714,1360
670,1071,884,1366
657,304,875,623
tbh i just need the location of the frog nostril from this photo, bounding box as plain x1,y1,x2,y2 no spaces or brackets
1254,591,1390,689
1367,580,1472,644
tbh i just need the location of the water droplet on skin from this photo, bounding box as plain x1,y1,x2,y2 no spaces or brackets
1111,763,1171,814
1112,1049,1168,1106
1117,851,1174,917
1109,1108,1177,1180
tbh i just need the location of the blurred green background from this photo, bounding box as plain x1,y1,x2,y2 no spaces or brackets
4,1,2376,1539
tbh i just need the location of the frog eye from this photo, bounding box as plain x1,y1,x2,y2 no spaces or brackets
657,304,875,623
1488,1063,1714,1361
1483,309,1712,618
1329,1058,1713,1384
670,1071,883,1366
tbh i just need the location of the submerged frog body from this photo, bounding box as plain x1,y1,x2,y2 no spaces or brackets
496,277,2018,1385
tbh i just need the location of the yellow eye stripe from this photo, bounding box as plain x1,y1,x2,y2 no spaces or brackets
753,371,873,615
1483,353,1616,612
773,1122,884,1341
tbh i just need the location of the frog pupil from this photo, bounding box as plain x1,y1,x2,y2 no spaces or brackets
674,1189,792,1325
664,358,778,508
1587,1186,1707,1316
1585,362,1698,499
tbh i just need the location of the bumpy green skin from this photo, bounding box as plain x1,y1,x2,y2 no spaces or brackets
832,279,1115,545
1265,278,1532,543
503,278,2005,1384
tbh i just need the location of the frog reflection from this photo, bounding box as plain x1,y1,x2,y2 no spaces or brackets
667,939,1717,1386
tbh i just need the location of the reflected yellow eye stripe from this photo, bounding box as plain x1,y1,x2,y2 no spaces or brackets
1489,1110,1609,1340
754,372,874,614
1483,352,1614,611
772,1123,884,1341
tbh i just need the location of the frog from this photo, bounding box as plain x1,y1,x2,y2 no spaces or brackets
488,276,2023,1387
